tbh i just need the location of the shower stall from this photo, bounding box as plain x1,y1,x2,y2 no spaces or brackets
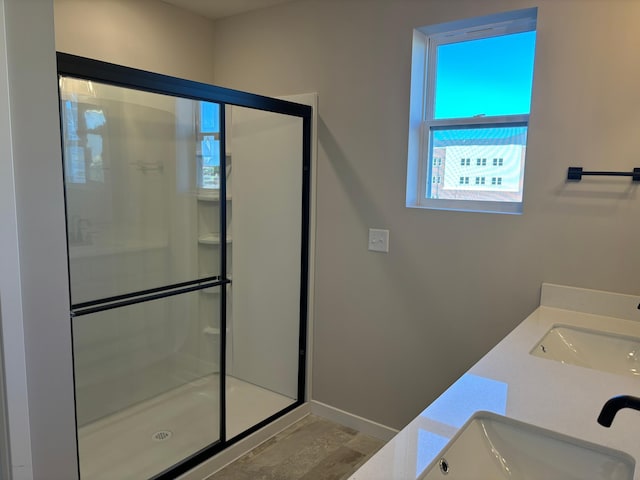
57,53,311,480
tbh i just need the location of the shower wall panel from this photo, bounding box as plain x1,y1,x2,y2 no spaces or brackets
230,106,303,400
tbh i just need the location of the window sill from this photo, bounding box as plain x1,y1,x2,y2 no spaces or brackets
406,200,523,215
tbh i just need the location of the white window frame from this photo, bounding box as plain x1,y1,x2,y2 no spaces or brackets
406,8,537,214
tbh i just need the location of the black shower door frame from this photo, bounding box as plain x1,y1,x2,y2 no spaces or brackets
57,52,311,480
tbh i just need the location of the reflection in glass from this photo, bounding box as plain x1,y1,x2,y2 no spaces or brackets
198,102,221,190
59,78,222,304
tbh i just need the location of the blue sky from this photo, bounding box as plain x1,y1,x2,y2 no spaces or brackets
200,102,221,167
200,101,220,132
434,31,536,119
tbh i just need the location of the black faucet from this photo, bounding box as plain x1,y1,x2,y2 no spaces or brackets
598,395,640,427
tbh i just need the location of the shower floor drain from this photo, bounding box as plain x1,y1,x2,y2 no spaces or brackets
151,430,173,442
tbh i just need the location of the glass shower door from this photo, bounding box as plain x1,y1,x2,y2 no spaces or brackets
225,106,303,437
58,51,311,480
60,78,225,479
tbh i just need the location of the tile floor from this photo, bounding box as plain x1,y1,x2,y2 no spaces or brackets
208,415,385,480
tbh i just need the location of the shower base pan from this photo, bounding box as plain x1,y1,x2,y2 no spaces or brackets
77,374,294,480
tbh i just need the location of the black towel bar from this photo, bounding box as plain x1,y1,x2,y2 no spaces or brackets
567,167,640,182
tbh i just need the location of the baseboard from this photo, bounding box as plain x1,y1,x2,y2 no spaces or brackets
178,403,311,480
310,400,398,442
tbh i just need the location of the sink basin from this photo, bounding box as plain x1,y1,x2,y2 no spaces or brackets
420,412,634,479
531,325,640,377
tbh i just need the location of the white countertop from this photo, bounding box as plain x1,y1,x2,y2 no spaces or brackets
349,283,640,480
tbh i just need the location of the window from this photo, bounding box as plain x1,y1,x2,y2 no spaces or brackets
197,102,221,190
61,99,107,185
406,8,537,214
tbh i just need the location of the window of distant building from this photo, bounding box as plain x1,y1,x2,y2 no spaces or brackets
405,8,537,214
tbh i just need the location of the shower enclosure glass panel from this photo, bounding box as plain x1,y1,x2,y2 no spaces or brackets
58,52,311,480
60,78,221,304
226,106,303,436
60,76,224,480
74,291,221,480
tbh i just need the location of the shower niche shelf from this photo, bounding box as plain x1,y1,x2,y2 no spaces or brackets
197,190,232,202
202,327,230,336
198,233,232,245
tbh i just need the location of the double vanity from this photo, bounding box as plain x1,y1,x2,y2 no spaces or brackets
349,283,640,479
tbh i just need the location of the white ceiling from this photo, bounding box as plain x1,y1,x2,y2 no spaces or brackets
160,0,296,20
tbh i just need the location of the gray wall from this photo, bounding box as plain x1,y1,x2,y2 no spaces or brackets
54,0,216,83
210,0,640,429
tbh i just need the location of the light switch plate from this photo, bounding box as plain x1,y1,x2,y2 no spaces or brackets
368,228,389,253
